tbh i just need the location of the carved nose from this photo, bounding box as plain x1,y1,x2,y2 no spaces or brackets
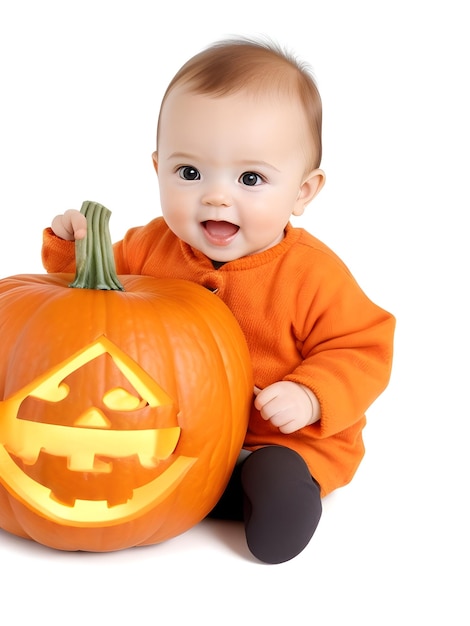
73,408,111,429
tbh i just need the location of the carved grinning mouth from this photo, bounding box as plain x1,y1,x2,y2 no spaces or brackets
0,410,196,527
0,414,196,526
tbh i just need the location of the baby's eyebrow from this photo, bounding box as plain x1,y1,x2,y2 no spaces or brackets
167,151,198,161
236,159,280,173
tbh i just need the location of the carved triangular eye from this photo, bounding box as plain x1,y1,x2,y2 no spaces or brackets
29,382,70,402
103,387,148,411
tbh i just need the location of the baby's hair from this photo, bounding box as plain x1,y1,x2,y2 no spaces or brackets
157,37,323,169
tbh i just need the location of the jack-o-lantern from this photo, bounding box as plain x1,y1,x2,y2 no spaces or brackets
0,202,252,551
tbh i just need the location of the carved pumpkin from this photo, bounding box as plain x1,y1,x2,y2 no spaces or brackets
0,202,252,551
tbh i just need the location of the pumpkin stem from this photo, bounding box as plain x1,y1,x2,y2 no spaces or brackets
69,201,124,291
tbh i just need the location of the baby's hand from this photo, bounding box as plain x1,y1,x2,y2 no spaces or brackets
254,381,320,434
51,209,87,241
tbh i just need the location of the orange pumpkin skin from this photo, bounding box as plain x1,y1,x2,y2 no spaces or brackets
0,273,252,551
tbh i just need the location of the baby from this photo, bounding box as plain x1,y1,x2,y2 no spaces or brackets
43,38,395,564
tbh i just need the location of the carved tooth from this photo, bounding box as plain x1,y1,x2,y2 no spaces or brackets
49,490,76,507
106,491,134,507
92,458,113,473
67,453,112,473
137,454,159,469
67,452,95,472
5,442,42,466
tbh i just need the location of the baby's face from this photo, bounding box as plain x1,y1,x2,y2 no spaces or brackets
155,85,321,262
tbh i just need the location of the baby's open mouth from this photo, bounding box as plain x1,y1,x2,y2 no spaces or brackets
202,220,240,244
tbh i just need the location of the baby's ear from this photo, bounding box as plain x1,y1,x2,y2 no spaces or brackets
292,169,326,216
152,151,158,174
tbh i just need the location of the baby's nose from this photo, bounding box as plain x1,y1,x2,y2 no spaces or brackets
201,185,232,207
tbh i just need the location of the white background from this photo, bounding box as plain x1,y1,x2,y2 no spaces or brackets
1,1,468,623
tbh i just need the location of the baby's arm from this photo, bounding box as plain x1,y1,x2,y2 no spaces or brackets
254,382,320,434
42,209,87,273
51,209,87,240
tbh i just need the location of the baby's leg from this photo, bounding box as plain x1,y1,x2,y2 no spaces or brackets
241,445,322,564
207,449,250,521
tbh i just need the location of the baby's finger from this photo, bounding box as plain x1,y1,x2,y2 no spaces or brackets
67,210,87,239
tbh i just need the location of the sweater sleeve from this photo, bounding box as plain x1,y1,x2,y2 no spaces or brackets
42,227,77,273
284,252,395,439
42,224,147,275
42,217,170,276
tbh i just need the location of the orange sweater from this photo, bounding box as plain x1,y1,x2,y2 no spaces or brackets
43,219,395,496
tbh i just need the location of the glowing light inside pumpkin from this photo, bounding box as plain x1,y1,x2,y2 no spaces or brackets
0,336,196,526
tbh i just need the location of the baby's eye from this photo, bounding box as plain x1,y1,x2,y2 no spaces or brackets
178,166,200,180
239,171,263,187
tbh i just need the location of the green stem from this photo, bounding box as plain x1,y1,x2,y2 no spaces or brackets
69,201,124,291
